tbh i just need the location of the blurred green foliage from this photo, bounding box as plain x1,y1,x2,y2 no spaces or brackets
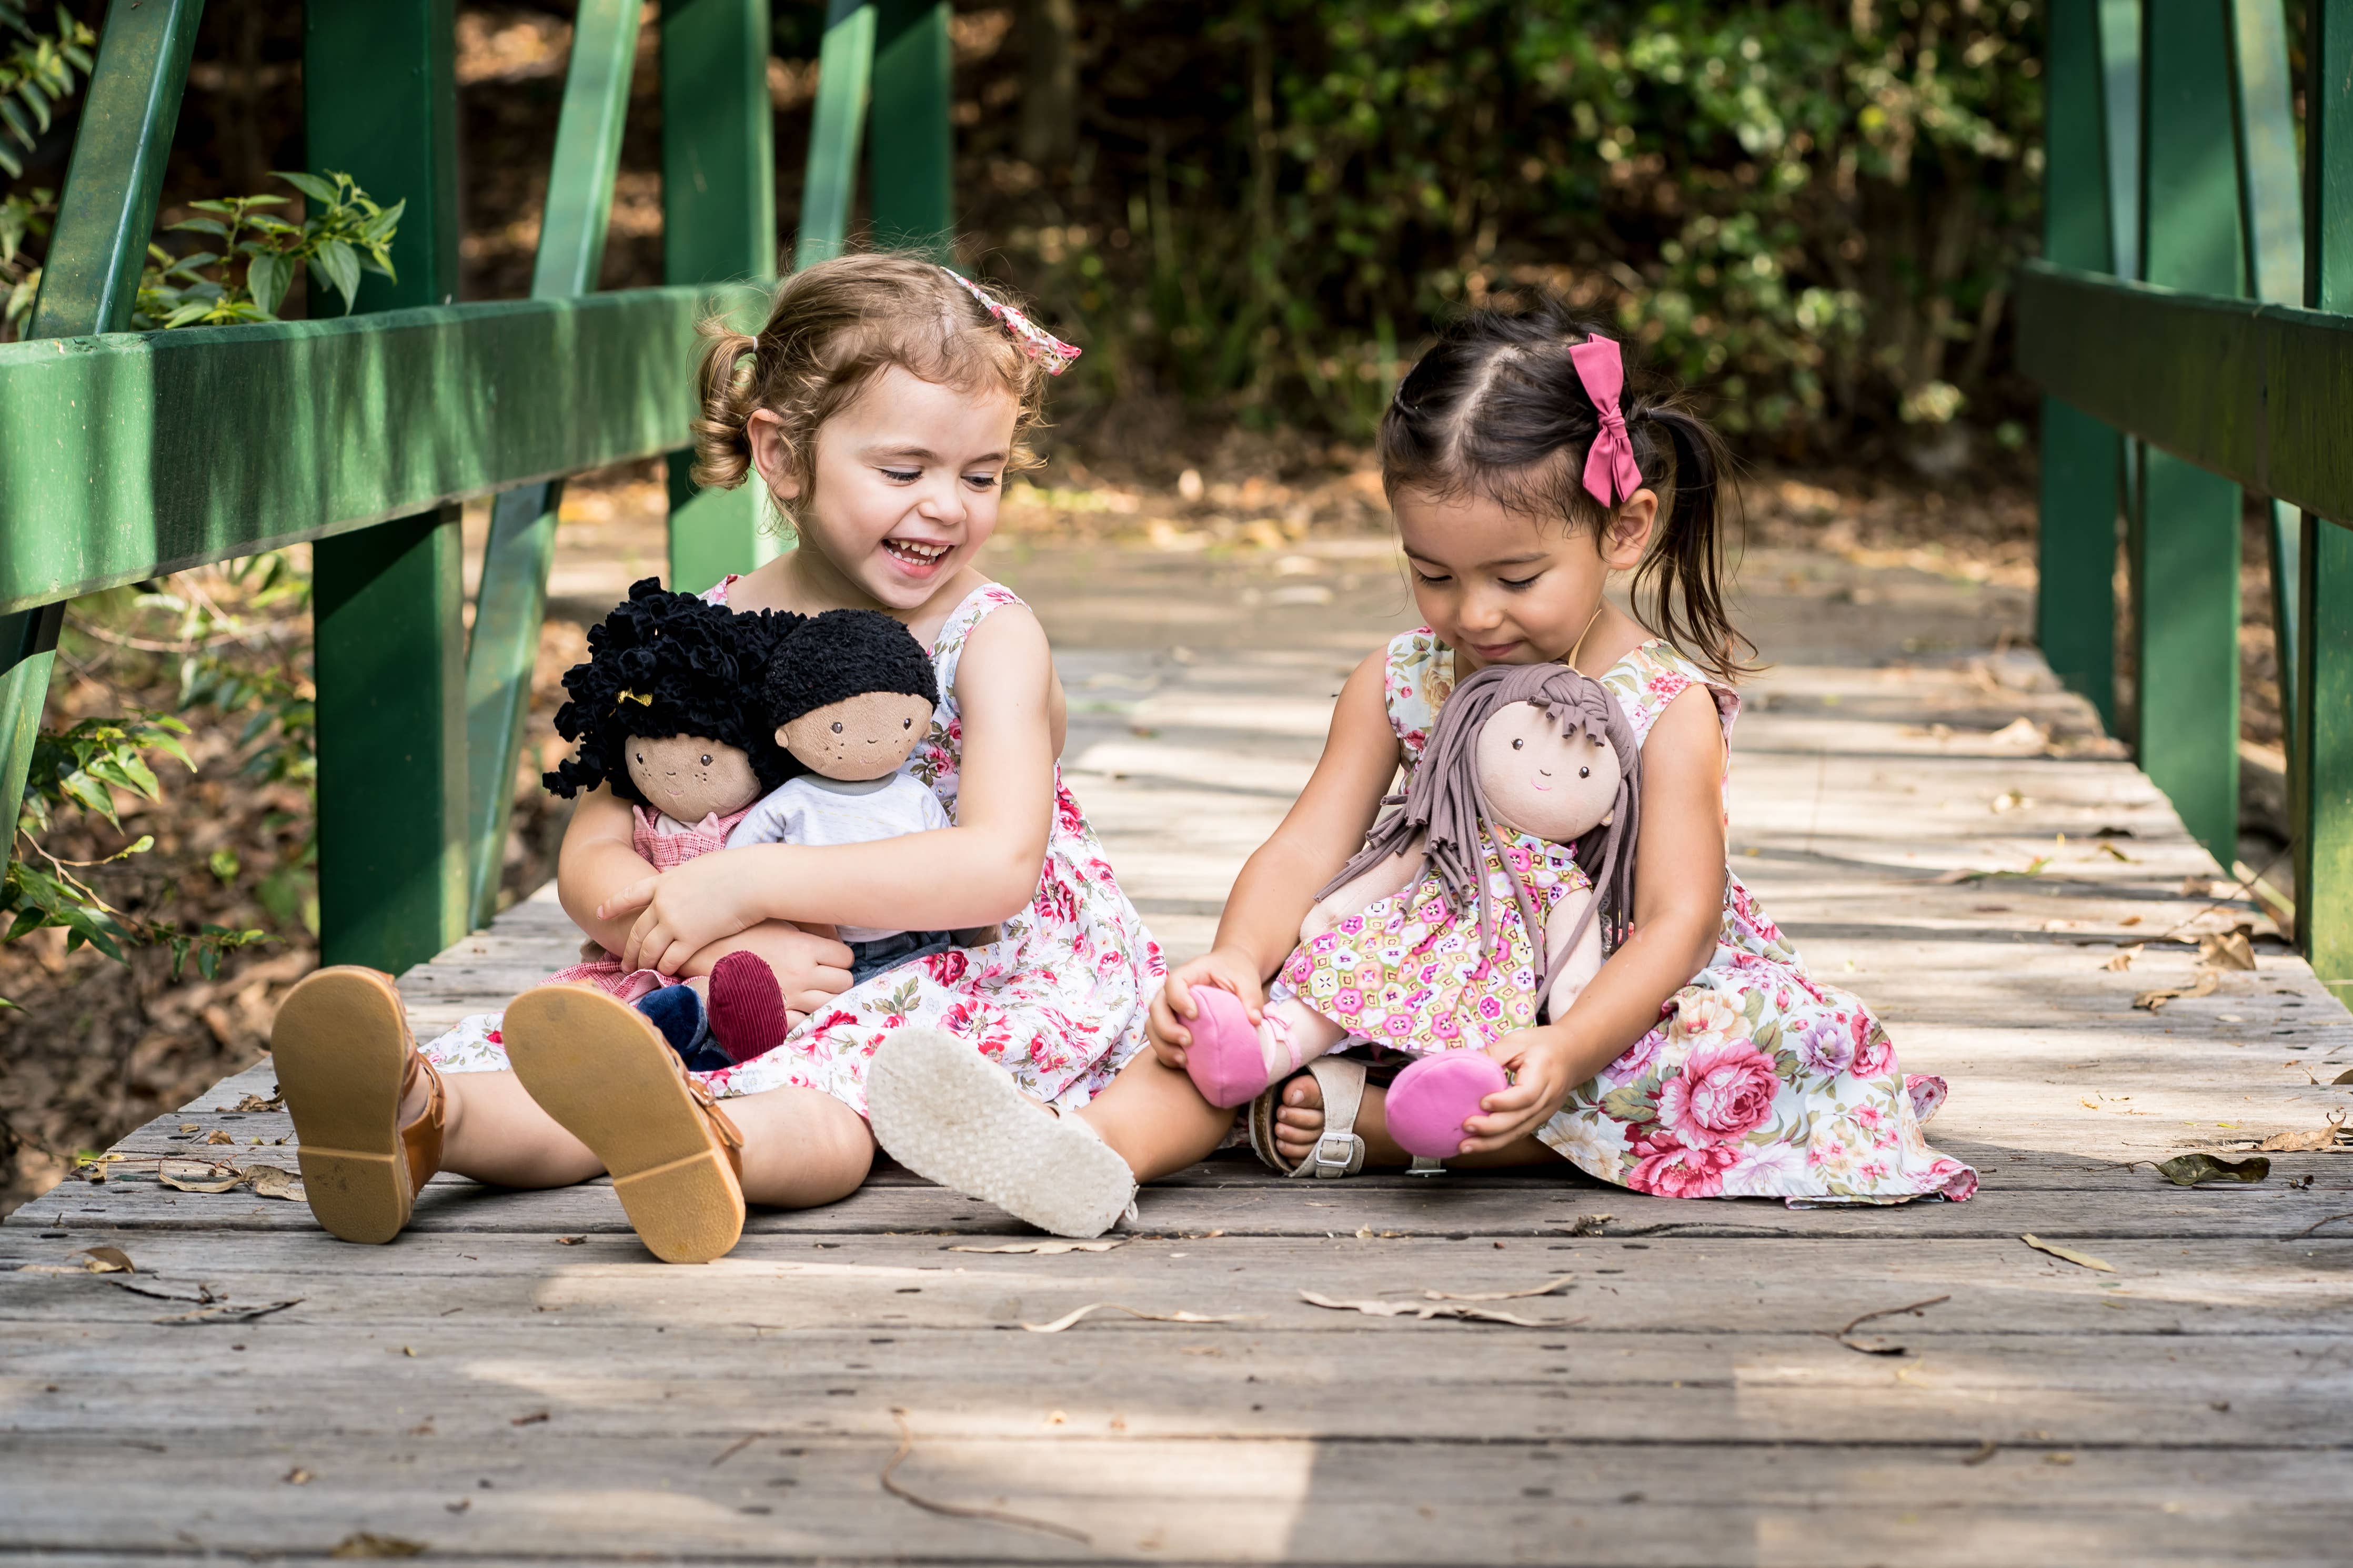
966,0,2042,456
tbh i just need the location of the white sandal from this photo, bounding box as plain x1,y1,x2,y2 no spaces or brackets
866,1027,1138,1238
1248,1056,1370,1178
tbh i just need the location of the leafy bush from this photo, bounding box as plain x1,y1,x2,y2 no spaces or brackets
135,170,402,328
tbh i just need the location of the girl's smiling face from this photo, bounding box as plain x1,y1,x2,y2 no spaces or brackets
751,365,1020,612
1393,485,1655,670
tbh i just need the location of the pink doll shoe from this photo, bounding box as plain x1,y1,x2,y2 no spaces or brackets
1386,1053,1511,1160
1182,986,1282,1109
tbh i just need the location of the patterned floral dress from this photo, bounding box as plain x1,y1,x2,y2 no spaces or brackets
420,581,1163,1119
1360,629,1976,1205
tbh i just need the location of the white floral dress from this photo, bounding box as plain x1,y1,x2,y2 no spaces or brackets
420,581,1163,1118
1380,629,1976,1205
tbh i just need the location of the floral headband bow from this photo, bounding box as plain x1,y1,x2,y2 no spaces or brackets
943,267,1082,375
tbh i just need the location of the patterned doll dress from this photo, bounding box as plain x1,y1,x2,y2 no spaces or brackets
1362,629,1976,1205
420,581,1163,1119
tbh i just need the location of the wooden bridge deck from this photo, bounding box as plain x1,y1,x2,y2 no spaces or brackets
5,540,2350,1565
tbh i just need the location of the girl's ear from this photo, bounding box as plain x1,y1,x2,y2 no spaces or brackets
747,409,802,502
1600,488,1658,570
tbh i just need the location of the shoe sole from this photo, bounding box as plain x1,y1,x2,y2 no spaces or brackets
866,1027,1135,1239
271,967,416,1245
502,986,745,1264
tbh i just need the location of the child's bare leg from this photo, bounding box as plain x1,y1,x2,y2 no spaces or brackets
725,1086,876,1208
1272,1073,1557,1170
426,1071,605,1189
1072,1048,1237,1181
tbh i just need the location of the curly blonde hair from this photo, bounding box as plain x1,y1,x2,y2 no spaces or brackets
690,253,1053,524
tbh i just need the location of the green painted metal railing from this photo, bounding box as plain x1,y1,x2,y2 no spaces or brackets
0,0,956,973
2028,0,2352,1004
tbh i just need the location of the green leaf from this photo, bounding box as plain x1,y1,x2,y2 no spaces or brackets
169,217,228,238
319,238,361,312
272,169,339,205
246,250,289,317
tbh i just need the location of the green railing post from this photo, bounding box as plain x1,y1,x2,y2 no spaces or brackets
2134,0,2246,863
0,0,202,863
869,0,953,259
663,0,780,595
799,0,878,267
2297,0,2353,1002
462,0,643,928
2037,0,2123,728
306,0,469,972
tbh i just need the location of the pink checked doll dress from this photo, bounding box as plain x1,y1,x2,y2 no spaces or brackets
1330,629,1976,1205
421,581,1163,1120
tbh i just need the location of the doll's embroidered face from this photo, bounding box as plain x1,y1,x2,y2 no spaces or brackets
625,734,761,825
1473,700,1621,841
777,691,933,782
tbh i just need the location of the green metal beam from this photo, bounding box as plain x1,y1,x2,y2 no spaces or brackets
2296,0,2353,1003
462,0,646,929
2134,0,2247,863
4,0,202,869
663,0,780,594
307,0,469,973
2226,0,2308,786
0,286,754,615
2037,0,2123,729
798,0,877,267
868,0,953,259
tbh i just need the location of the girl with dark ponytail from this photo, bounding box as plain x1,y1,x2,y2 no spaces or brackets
1150,300,1975,1207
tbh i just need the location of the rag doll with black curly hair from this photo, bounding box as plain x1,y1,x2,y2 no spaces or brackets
536,578,803,1069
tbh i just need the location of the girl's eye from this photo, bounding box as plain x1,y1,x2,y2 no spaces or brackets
964,473,999,490
1499,573,1542,590
831,721,844,734
1579,766,1591,778
881,468,920,483
1511,737,1524,751
1412,571,1451,586
700,754,712,766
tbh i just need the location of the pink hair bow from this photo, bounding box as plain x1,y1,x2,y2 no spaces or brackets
1568,333,1642,507
943,268,1082,375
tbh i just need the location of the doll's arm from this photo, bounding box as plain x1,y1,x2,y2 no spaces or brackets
1540,887,1607,1025
1300,835,1424,942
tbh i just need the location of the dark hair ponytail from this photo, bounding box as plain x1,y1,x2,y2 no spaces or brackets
1377,299,1756,682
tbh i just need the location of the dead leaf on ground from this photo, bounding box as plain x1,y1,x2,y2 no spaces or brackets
554,1236,586,1246
1020,1302,1262,1333
2334,1068,2353,1086
510,1410,551,1425
2153,1153,2270,1186
329,1533,427,1560
202,1129,236,1146
2255,1110,2348,1153
2198,930,2258,972
2134,972,2219,1011
283,1467,313,1485
2180,875,2216,897
2096,843,2135,862
74,1246,135,1273
1424,1276,1574,1303
2102,945,2143,972
1558,1212,1613,1236
2020,1233,2116,1273
72,1151,125,1182
178,1123,199,1133
1299,1289,1584,1328
229,1093,285,1112
949,1240,1126,1255
158,1161,244,1193
155,1298,300,1326
243,1165,303,1201
1962,1440,2000,1466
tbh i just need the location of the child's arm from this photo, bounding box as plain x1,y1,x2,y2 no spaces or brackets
600,605,1058,975
1300,838,1422,940
1459,685,1729,1154
1149,650,1402,1053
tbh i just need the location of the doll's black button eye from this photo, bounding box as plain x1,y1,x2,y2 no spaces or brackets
1579,766,1591,778
903,717,912,729
700,754,712,766
831,721,843,734
1511,738,1524,750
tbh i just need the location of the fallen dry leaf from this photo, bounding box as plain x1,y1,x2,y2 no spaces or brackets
158,1162,243,1194
554,1236,586,1246
1987,717,2049,748
2134,972,2219,1011
2097,843,2134,862
1558,1212,1613,1236
1299,1289,1583,1328
1425,1276,1574,1303
2020,1233,2115,1272
75,1246,135,1274
202,1130,236,1146
948,1240,1125,1255
2334,1068,2353,1086
1962,1440,1999,1466
2198,930,2258,972
2153,1153,2270,1186
178,1123,199,1133
1021,1302,1262,1333
243,1165,303,1201
2255,1110,2348,1153
510,1410,551,1426
2102,945,2142,972
329,1533,427,1560
229,1093,285,1112
2180,875,2215,897
283,1467,313,1485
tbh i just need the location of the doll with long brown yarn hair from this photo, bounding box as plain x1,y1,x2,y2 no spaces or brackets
1181,662,1641,1125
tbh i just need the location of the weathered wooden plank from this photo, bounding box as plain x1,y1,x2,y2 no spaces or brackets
0,286,758,615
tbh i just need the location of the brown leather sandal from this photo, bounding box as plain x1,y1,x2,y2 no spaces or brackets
502,984,747,1264
272,966,447,1245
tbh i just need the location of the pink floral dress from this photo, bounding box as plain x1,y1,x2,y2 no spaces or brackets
420,581,1163,1118
1371,630,1976,1205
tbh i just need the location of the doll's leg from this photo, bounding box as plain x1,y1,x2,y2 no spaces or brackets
1540,888,1606,1025
1183,989,1348,1108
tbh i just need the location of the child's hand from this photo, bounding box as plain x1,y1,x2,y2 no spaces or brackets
601,854,761,974
1147,949,1264,1070
1457,1027,1582,1154
682,923,854,1015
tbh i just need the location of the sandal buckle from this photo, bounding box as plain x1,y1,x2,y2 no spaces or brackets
1312,1131,1363,1176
